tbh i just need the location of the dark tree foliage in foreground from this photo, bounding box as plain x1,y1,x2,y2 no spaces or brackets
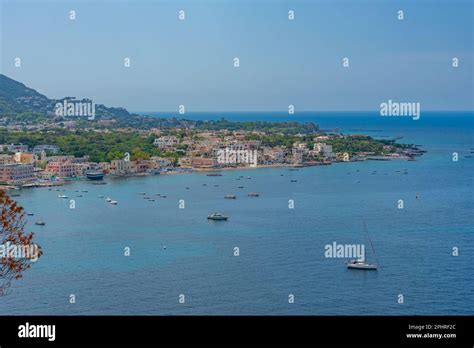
0,190,42,295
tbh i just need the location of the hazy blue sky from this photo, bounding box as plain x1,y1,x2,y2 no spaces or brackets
1,0,472,112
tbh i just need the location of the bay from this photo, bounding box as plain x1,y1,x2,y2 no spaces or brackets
1,111,472,315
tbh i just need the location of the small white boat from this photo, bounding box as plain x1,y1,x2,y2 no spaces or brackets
346,260,378,270
35,219,46,226
224,195,237,199
58,194,68,198
248,192,259,197
98,195,104,198
106,197,112,202
109,200,118,205
27,212,34,216
207,212,228,221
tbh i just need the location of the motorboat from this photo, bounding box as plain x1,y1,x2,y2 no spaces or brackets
207,213,228,221
35,219,46,226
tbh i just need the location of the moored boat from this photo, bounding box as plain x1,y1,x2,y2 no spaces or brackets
35,219,46,226
346,260,378,270
207,212,228,221
86,170,105,181
346,222,379,271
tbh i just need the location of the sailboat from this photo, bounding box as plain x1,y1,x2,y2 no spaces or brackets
35,219,46,226
346,222,378,270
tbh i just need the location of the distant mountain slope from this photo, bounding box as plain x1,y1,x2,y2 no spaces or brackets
0,74,52,114
0,74,319,132
0,74,132,119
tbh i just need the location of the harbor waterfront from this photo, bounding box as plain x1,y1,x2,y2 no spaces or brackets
0,112,473,315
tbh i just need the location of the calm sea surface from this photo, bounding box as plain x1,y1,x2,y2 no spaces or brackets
1,112,473,315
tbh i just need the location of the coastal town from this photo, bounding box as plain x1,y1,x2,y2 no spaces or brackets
0,74,425,188
0,127,424,188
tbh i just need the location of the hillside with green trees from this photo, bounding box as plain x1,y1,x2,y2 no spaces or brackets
0,129,176,163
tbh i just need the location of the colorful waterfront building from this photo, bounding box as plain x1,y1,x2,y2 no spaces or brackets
45,161,75,178
0,163,35,184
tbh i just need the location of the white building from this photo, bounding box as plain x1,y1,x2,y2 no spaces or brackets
0,144,29,153
110,159,136,175
153,136,180,149
33,145,60,154
314,143,334,158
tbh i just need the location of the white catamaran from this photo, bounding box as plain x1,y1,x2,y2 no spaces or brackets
346,222,379,270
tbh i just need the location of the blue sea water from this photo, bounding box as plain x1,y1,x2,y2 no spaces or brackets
1,111,473,315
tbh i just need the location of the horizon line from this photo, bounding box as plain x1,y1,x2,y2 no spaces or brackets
132,110,474,114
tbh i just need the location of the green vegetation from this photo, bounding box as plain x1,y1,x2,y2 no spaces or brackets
0,127,410,164
6,112,51,123
245,133,295,148
245,133,406,156
194,119,318,134
326,135,383,155
0,99,18,114
0,129,170,162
